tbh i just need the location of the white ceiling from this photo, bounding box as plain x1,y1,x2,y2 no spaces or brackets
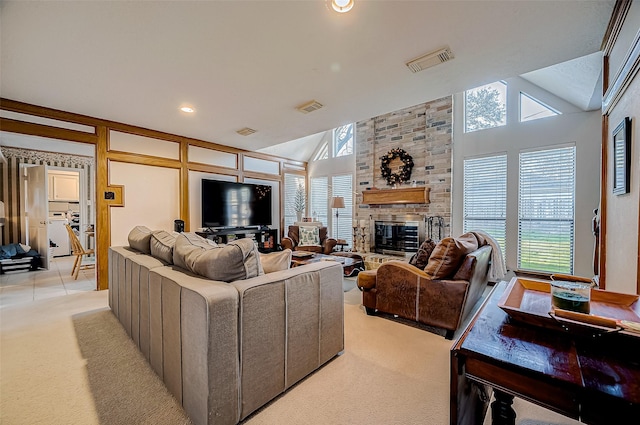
1,1,614,160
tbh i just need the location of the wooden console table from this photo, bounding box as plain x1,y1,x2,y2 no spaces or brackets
450,281,640,425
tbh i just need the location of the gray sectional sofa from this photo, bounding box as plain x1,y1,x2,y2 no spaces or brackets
108,227,344,425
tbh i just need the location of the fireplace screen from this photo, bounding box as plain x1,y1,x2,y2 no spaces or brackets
374,221,420,255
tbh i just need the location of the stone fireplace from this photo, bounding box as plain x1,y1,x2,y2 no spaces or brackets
354,96,453,253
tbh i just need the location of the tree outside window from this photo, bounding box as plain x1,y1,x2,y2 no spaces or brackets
464,81,507,133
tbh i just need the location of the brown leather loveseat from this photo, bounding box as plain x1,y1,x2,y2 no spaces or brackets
357,232,492,339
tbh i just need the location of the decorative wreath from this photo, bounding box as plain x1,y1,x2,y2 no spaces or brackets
380,148,414,186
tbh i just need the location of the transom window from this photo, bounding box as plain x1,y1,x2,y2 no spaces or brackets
520,92,560,122
333,123,353,157
464,81,507,133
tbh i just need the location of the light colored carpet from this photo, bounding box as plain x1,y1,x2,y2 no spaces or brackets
0,287,582,425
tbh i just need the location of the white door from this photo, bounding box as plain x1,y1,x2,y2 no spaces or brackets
26,165,50,269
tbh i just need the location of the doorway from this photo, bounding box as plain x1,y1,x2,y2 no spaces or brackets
0,133,96,284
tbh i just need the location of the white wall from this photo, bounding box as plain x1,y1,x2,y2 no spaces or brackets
603,1,640,294
109,162,180,246
452,76,601,277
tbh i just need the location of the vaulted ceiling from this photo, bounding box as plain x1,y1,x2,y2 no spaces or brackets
1,1,614,159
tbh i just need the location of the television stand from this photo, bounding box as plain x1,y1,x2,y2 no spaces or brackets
196,227,279,253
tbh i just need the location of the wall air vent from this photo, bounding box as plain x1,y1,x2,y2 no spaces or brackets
406,46,454,73
236,127,257,136
296,100,323,114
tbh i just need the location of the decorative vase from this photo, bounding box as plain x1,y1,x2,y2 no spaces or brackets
296,211,303,222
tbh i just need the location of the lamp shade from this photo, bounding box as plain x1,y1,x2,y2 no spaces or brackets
331,196,345,209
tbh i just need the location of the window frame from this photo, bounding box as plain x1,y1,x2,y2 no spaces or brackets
517,145,576,275
463,153,507,253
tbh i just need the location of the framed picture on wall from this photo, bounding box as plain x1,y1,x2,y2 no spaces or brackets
612,117,631,195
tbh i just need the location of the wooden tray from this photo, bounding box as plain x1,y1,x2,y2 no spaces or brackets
497,276,640,336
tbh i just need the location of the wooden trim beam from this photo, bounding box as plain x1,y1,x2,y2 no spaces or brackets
0,118,97,144
599,115,608,289
186,162,240,176
106,151,182,169
0,98,101,127
96,126,109,291
180,141,190,231
242,170,284,182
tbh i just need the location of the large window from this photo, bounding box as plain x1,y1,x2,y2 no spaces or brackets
518,146,575,274
463,154,507,251
284,173,305,229
464,81,507,133
331,174,353,247
310,177,328,228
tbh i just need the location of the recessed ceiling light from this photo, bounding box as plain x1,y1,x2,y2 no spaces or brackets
180,106,195,113
331,0,354,13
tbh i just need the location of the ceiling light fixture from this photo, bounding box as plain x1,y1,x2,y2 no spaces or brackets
331,0,354,13
180,106,195,113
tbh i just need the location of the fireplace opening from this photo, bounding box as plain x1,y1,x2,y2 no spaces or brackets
374,220,421,256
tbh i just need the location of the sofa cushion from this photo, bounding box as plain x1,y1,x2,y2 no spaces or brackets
408,239,436,270
128,226,154,254
424,233,479,279
172,232,217,270
150,230,177,264
299,226,320,246
174,233,263,282
259,249,292,273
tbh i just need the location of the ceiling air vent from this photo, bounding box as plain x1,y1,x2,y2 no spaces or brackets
296,100,323,114
406,46,454,73
236,127,256,136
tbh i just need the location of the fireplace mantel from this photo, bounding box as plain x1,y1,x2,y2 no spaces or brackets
361,187,430,205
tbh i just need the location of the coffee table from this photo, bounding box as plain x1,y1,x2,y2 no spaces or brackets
290,253,364,277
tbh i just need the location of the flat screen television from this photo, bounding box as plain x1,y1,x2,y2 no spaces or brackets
201,179,272,228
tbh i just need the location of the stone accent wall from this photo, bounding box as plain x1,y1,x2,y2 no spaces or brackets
355,96,452,247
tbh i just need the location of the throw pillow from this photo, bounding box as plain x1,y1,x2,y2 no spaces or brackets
408,239,436,270
149,230,177,264
423,232,479,279
299,226,320,246
172,232,218,270
259,249,292,273
174,233,263,282
128,225,153,254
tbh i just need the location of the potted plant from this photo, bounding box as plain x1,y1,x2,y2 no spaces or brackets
294,184,306,222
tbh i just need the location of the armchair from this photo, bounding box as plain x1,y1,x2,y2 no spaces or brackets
281,225,337,255
357,233,492,339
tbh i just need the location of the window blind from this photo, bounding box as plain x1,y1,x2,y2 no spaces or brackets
310,177,328,228
463,154,507,252
331,174,353,247
284,174,305,230
518,146,575,274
